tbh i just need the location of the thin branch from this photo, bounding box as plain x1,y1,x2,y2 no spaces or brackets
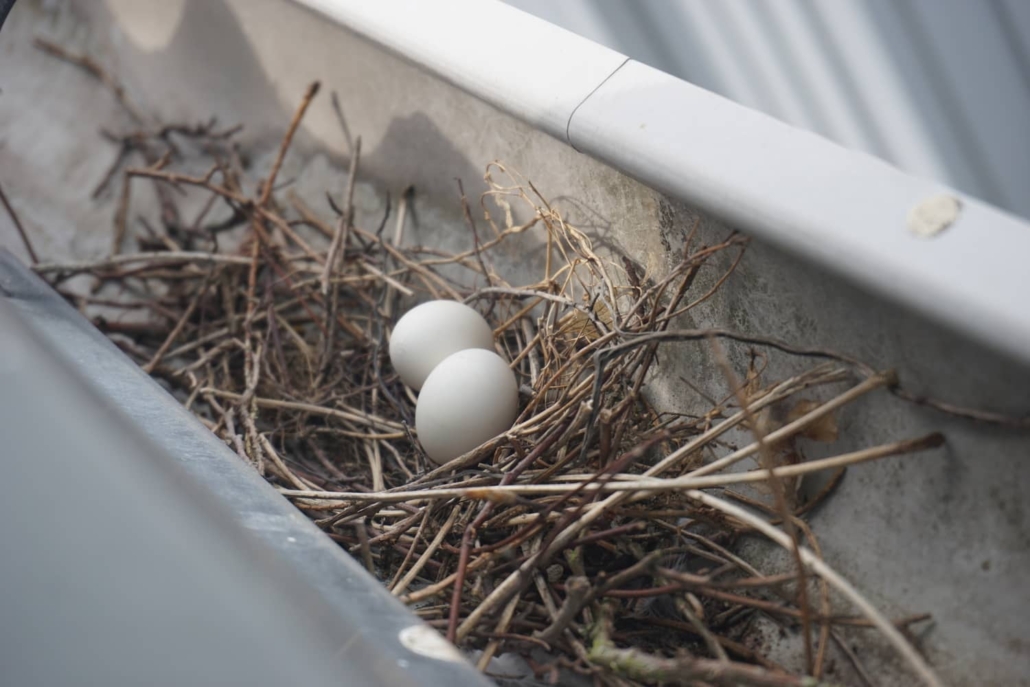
278,432,943,505
0,181,39,264
321,137,361,295
588,604,836,687
686,490,944,687
201,388,406,433
34,38,146,124
143,274,214,373
708,335,814,674
535,576,590,644
259,81,320,207
33,251,252,275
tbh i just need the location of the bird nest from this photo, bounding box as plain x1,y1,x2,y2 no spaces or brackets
25,42,976,687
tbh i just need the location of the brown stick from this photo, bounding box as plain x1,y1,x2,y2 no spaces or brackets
0,181,39,263
33,251,252,275
278,433,944,504
143,281,208,373
391,505,460,597
687,490,944,687
589,605,835,687
707,336,815,674
112,172,133,255
33,38,146,124
321,137,361,295
445,422,569,642
259,81,320,207
535,576,590,644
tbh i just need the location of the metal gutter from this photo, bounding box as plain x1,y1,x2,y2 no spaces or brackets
296,0,627,141
0,250,492,687
296,0,1030,367
568,61,1030,366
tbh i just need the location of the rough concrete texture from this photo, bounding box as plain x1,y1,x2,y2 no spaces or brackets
2,1,1029,685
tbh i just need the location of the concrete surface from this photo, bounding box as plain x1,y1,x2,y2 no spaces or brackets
1,1,1028,685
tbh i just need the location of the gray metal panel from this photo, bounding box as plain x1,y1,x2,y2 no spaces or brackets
0,300,353,687
0,251,491,687
864,0,1023,214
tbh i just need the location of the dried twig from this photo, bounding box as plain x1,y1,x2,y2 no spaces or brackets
686,491,944,687
321,137,361,295
535,576,590,644
0,180,39,264
259,81,320,207
34,38,146,124
708,335,815,674
33,251,252,275
278,434,944,504
588,604,837,687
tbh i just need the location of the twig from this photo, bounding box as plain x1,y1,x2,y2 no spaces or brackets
321,137,361,295
143,272,214,373
457,178,493,286
278,434,943,504
830,629,875,687
0,181,39,264
685,490,944,687
686,372,896,478
264,447,316,491
201,389,405,432
588,604,838,687
34,38,146,124
627,615,786,671
330,91,354,155
477,594,521,670
259,81,320,207
673,592,728,662
535,576,590,644
33,251,252,274
708,335,815,674
92,141,131,199
111,172,133,255
314,138,362,391
355,519,375,574
391,505,459,596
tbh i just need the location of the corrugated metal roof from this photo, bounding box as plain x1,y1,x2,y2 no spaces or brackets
504,0,1030,220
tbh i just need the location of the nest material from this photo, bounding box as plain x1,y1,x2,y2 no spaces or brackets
24,43,967,687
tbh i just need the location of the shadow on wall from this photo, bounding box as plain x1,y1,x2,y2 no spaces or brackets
98,0,492,217
363,112,488,206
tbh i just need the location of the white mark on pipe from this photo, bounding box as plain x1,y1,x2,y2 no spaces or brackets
907,194,962,238
398,625,465,663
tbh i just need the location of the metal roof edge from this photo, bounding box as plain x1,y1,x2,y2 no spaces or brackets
296,0,1030,366
569,61,1030,365
294,0,628,142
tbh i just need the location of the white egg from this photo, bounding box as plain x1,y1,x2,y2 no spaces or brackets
415,349,519,465
388,300,495,390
